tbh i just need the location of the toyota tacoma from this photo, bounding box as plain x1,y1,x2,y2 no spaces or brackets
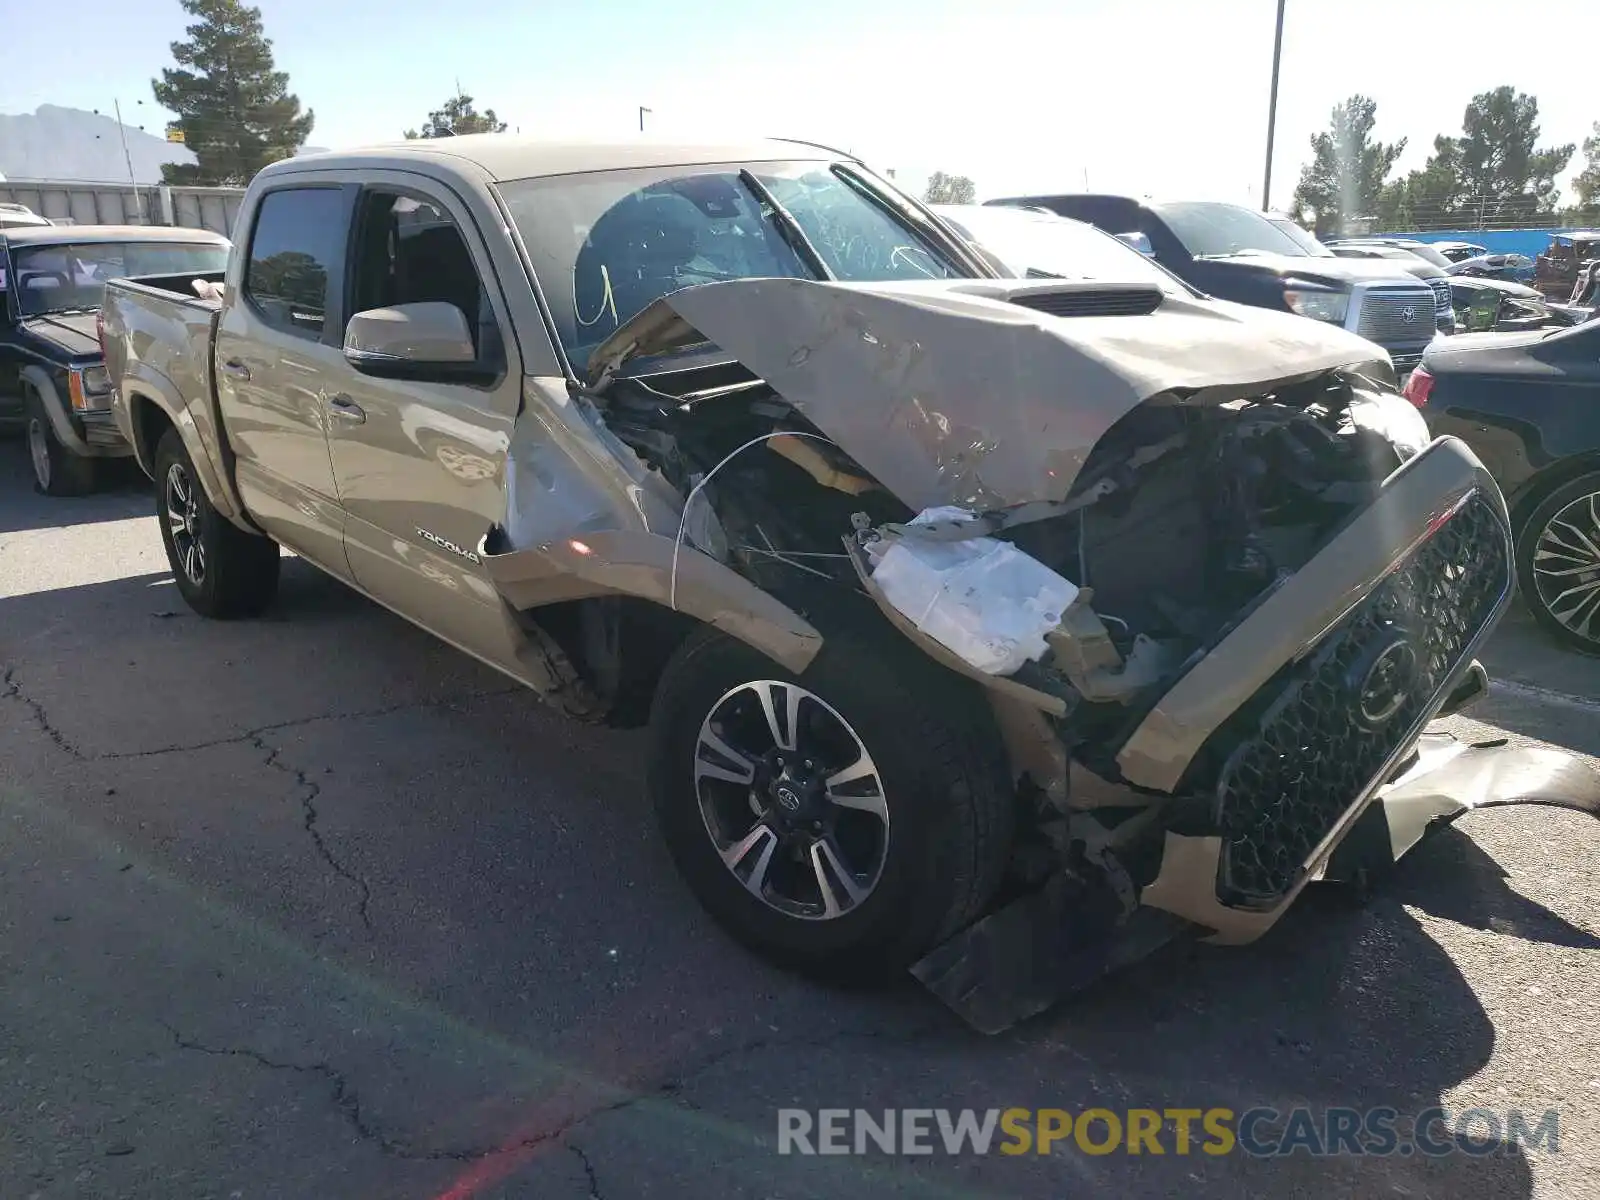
99,136,1600,1031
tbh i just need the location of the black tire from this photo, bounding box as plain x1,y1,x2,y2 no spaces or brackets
1515,469,1600,656
25,386,98,496
153,428,281,619
648,626,1015,982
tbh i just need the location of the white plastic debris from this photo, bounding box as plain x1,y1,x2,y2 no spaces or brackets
869,506,1079,676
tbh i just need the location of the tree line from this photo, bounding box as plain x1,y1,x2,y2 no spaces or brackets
153,0,507,186
148,0,1600,239
1291,89,1599,236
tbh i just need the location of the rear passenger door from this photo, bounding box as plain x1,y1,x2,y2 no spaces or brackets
215,182,357,579
323,175,526,666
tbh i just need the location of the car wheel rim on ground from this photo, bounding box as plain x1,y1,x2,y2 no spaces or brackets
693,680,889,921
165,462,207,587
27,417,51,491
1531,489,1600,646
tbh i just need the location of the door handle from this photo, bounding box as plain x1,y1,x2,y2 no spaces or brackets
327,394,366,424
221,359,251,382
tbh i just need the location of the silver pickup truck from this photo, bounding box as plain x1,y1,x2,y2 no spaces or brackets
99,135,1600,1032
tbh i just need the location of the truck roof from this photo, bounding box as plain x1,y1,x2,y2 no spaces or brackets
0,224,231,246
269,134,853,185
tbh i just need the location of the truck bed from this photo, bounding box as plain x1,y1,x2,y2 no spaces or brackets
101,271,229,486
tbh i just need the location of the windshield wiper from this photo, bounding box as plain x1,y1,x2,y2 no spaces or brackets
737,170,835,282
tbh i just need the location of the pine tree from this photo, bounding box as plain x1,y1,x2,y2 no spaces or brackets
404,91,508,140
152,0,314,186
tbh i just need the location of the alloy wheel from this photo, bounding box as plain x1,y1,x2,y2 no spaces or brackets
693,680,889,921
27,417,51,492
165,462,207,587
1530,489,1600,645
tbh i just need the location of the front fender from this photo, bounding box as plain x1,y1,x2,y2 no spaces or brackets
20,367,90,456
482,528,824,675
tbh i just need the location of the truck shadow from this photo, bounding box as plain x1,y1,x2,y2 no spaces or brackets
0,563,1571,1198
0,436,153,534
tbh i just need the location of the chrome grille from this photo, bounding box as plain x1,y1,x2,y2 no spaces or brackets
1192,493,1511,907
1356,288,1438,344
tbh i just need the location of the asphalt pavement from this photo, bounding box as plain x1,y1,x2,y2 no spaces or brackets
3,446,1599,1200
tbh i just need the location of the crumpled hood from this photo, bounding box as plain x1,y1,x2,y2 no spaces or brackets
588,277,1391,511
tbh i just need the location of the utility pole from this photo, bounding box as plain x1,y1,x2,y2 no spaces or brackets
112,99,146,223
639,106,652,133
1261,0,1287,211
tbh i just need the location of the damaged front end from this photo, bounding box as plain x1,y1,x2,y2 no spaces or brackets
491,275,1600,1032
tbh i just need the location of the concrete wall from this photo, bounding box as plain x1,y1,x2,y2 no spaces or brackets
0,179,244,236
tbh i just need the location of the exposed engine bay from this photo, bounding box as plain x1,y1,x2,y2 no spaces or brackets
594,356,1417,747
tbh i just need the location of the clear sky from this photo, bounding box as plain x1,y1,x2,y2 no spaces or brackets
6,0,1596,204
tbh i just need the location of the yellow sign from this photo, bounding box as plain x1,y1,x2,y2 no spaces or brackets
166,129,185,144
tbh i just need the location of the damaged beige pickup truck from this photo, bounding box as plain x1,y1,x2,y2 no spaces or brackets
101,136,1600,1032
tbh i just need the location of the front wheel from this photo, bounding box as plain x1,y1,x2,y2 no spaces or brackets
648,628,1015,982
153,428,281,619
25,387,98,496
1517,470,1600,656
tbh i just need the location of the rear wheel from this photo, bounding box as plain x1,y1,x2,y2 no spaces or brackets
1517,470,1600,656
153,428,281,619
648,627,1015,982
25,387,98,496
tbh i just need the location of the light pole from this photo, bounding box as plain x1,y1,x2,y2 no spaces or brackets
639,106,652,133
1261,0,1287,212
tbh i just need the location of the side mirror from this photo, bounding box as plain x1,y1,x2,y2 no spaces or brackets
343,302,486,381
1116,231,1155,258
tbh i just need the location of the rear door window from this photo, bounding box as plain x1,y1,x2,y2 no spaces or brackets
244,187,346,340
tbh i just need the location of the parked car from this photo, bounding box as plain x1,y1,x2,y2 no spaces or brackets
1534,231,1600,298
1451,251,1537,283
1403,320,1600,654
1,223,231,494
1325,241,1578,332
1431,240,1488,263
101,135,1534,1029
929,203,1193,288
1325,236,1456,270
987,194,1443,374
0,202,51,231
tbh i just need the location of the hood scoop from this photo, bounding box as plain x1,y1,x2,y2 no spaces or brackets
1006,286,1163,319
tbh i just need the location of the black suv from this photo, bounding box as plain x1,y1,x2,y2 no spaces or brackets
1,224,230,494
986,195,1443,374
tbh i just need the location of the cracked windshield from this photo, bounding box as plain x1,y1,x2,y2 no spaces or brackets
3,1,1600,1199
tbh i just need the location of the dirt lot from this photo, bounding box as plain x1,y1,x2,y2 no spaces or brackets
4,451,1599,1199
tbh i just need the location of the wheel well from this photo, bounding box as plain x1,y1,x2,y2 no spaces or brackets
532,596,698,729
129,392,175,478
1507,452,1600,535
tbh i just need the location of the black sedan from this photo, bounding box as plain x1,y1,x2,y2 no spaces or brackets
1405,319,1600,653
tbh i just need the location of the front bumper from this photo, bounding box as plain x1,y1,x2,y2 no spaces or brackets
76,409,133,455
912,436,1600,1032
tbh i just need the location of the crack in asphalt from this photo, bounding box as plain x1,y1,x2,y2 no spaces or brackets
570,1143,605,1198
162,1018,952,1172
2,662,518,937
0,664,520,764
2,664,87,759
248,732,376,935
